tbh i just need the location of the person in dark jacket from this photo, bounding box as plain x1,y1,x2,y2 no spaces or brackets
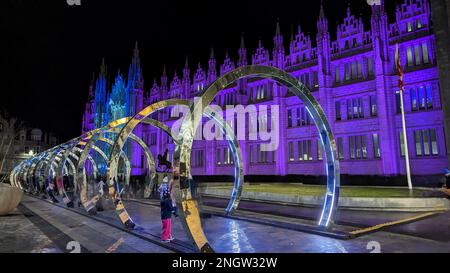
160,190,174,243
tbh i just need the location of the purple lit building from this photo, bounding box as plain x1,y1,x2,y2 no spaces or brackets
82,0,448,181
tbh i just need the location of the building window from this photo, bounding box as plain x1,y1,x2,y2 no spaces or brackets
373,134,381,159
400,132,406,157
422,43,429,64
150,133,157,146
412,86,433,111
216,149,221,165
430,129,438,155
249,146,254,164
298,140,312,161
415,129,439,157
289,142,294,162
407,47,413,66
414,131,422,156
192,150,204,167
337,137,344,160
411,88,418,111
317,140,323,161
349,135,367,160
335,101,341,121
367,58,374,77
407,22,413,32
395,90,402,114
351,62,357,80
298,107,311,126
414,45,421,66
347,98,364,119
223,147,234,165
357,61,363,79
335,66,340,83
312,71,319,88
287,109,293,128
345,63,351,81
296,108,301,127
426,86,433,109
370,95,377,117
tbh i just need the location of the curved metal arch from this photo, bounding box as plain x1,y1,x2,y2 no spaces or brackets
75,118,163,215
104,129,156,183
75,117,131,213
172,65,340,252
28,149,58,192
77,142,130,211
54,143,100,204
106,99,244,230
65,157,76,176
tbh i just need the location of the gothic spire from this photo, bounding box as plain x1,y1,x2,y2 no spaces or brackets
319,0,325,19
100,58,106,76
275,18,281,36
317,0,329,35
240,33,245,49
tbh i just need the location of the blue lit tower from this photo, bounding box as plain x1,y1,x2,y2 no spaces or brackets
126,42,144,175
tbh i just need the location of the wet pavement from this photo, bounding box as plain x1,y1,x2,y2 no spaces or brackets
202,197,450,243
1,195,449,253
0,208,62,253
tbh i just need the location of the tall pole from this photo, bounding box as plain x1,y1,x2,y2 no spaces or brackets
399,86,413,190
396,44,413,190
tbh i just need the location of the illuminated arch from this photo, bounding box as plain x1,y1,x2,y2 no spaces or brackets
106,99,244,229
172,65,340,252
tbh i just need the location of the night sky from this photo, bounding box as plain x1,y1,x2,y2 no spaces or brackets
0,0,400,142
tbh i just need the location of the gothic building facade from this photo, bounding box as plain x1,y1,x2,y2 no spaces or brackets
82,0,448,179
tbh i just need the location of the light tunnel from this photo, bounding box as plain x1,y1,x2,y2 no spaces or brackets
7,65,340,253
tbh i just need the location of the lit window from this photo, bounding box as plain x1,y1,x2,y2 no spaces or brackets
367,58,374,76
422,43,429,64
422,129,430,156
415,45,421,66
400,132,406,157
289,142,294,162
335,101,341,121
410,89,418,111
287,109,293,128
317,140,323,161
337,138,344,160
373,134,381,159
370,95,377,117
335,66,340,83
407,47,413,66
430,129,438,155
415,131,422,156
407,22,413,32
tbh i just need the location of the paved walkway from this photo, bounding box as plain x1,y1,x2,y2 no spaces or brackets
0,196,173,253
1,195,449,253
201,197,450,243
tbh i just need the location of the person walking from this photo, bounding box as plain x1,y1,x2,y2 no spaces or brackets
160,188,174,243
98,177,105,197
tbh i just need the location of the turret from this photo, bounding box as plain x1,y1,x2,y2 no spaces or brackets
272,19,285,69
237,33,247,67
207,48,217,83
